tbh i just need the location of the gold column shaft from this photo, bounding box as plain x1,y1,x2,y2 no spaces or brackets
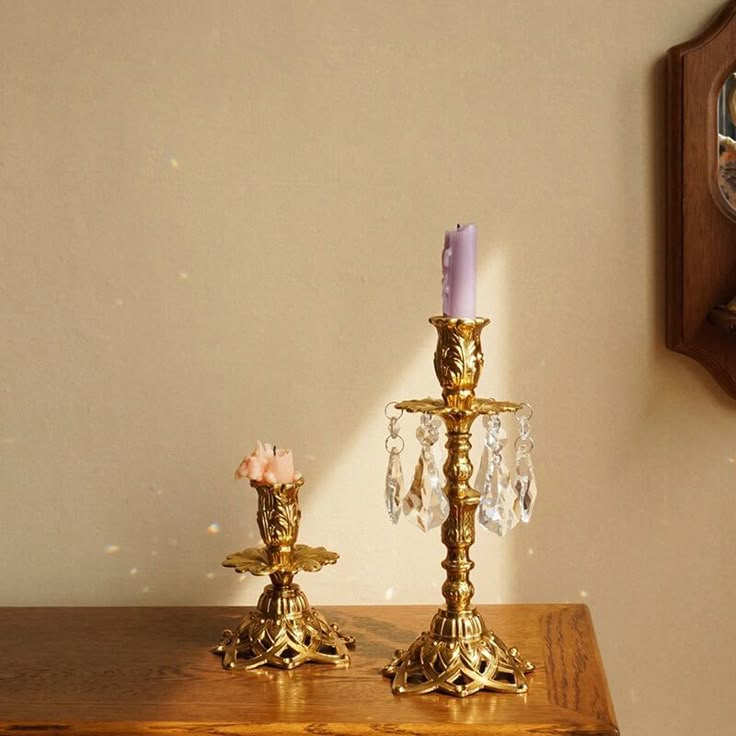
432,317,487,617
440,422,478,615
254,480,301,588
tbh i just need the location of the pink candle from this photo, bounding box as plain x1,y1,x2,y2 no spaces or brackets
269,448,295,484
234,441,300,484
442,223,477,318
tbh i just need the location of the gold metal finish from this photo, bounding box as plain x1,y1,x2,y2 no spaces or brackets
396,397,522,416
383,316,534,697
222,544,339,576
214,478,354,670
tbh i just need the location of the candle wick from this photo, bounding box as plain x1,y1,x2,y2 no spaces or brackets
273,446,277,455
456,223,461,230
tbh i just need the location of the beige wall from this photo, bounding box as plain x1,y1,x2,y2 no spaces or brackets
3,0,735,732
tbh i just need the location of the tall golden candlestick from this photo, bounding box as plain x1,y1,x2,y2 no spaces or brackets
383,317,534,697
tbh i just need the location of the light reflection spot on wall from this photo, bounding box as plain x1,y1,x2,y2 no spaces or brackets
207,523,220,535
206,572,216,580
129,568,138,576
104,544,120,554
384,586,396,601
579,590,589,598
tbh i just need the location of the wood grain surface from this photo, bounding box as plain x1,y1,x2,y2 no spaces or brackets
0,604,618,735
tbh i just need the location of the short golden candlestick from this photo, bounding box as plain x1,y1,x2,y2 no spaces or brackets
214,477,354,670
383,316,534,697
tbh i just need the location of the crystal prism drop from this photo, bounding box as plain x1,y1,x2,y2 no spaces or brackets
477,415,516,536
475,445,490,496
478,467,517,536
475,418,508,497
385,448,404,524
514,451,537,523
403,450,449,532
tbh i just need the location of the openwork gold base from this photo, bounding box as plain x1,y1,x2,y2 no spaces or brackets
216,478,354,671
214,583,354,670
383,609,534,697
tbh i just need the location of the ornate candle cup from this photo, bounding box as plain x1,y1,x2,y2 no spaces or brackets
383,317,535,697
214,477,354,670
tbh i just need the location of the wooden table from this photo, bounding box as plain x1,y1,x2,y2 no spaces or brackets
0,604,618,735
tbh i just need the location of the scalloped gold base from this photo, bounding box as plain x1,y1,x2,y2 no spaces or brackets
214,583,354,670
382,609,533,697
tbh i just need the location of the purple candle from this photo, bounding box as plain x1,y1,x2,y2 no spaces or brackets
442,223,477,318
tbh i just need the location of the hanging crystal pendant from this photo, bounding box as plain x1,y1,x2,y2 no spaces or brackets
384,403,405,525
515,452,537,523
477,414,518,536
479,489,519,536
385,448,404,524
512,411,537,523
475,414,507,497
403,414,448,532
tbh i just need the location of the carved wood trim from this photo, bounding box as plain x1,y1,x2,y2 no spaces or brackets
667,0,736,399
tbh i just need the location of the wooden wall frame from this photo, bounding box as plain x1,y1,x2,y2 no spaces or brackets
667,0,736,399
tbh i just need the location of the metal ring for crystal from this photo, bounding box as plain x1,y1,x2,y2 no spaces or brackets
385,401,403,420
483,412,502,427
515,402,533,420
514,436,534,452
385,435,405,453
514,402,533,420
